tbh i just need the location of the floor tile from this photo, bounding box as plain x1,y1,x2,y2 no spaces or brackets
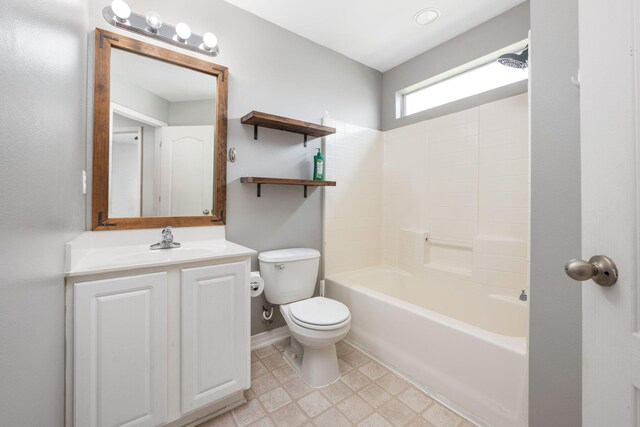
270,403,308,427
359,413,394,427
336,394,374,423
313,407,352,427
376,373,409,395
255,345,279,359
341,369,372,392
297,391,332,417
422,403,463,427
358,383,392,408
252,373,280,395
200,411,237,426
272,365,298,384
233,399,266,426
282,377,313,399
359,361,389,381
201,340,476,427
341,349,371,368
248,417,275,427
378,399,416,427
262,353,288,371
398,388,434,414
252,361,268,379
259,387,292,413
319,379,353,404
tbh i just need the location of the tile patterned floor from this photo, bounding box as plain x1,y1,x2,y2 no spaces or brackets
199,339,477,427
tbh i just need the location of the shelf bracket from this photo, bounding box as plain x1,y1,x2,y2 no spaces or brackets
254,126,258,140
257,183,261,197
303,134,308,147
304,185,308,198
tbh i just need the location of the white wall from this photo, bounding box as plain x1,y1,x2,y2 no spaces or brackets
0,0,88,425
86,0,383,335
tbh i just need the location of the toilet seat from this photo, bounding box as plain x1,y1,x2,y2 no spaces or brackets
289,297,351,331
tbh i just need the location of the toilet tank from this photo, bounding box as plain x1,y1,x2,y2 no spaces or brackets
259,248,320,305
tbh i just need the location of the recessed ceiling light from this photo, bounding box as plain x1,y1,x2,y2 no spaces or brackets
414,8,441,26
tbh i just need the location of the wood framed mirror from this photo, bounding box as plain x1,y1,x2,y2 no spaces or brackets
92,28,228,230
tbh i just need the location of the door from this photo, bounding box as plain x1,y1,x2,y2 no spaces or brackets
181,262,250,414
74,273,167,427
109,127,143,218
577,0,639,425
160,126,215,217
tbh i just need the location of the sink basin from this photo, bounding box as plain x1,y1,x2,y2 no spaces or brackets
116,247,221,264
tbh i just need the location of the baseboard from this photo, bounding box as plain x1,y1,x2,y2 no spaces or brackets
251,326,290,350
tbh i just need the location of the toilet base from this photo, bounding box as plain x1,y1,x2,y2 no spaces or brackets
283,337,341,388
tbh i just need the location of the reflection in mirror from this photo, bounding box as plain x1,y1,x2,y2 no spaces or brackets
109,47,217,219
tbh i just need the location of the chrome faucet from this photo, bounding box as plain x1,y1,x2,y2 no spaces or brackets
519,290,528,302
150,227,181,250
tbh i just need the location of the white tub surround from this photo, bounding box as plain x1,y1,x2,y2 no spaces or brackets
326,267,527,427
65,226,256,427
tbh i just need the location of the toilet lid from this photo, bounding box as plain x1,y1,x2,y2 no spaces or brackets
289,297,350,327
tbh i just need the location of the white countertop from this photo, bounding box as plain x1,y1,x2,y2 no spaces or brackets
65,227,255,277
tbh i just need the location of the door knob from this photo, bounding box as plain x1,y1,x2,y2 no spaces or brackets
564,255,618,287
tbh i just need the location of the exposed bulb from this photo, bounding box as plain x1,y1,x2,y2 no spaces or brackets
111,0,131,23
201,32,218,51
145,11,163,32
174,23,191,42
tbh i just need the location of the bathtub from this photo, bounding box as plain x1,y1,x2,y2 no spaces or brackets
325,266,528,427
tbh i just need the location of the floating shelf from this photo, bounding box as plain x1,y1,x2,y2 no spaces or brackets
241,111,336,147
240,177,336,198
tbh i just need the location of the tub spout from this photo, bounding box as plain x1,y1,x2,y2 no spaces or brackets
519,290,528,302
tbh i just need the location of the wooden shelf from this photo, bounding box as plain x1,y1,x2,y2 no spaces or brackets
241,111,336,146
240,177,336,198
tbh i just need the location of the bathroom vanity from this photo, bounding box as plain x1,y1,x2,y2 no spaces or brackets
64,227,255,426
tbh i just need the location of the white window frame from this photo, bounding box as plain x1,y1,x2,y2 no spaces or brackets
398,39,529,118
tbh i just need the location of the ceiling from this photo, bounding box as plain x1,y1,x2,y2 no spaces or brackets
111,48,216,102
224,0,526,72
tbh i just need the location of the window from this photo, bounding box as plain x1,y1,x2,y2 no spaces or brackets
399,40,528,117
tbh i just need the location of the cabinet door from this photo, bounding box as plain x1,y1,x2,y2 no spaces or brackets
181,262,249,413
74,273,167,427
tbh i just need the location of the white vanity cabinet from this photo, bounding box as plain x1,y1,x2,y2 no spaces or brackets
66,252,252,427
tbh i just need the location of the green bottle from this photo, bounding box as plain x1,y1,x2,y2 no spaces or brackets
313,148,325,181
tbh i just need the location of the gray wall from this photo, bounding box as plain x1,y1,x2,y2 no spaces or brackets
0,0,88,425
529,0,582,425
86,0,383,334
382,1,530,131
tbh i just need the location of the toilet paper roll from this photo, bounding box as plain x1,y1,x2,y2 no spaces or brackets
250,271,264,297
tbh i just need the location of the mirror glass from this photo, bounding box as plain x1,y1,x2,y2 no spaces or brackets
109,48,218,218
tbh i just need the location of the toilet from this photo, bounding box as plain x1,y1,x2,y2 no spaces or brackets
259,248,351,388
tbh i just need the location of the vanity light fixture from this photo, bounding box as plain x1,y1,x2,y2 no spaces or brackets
111,0,131,24
102,2,220,57
145,11,162,33
201,32,218,52
174,23,191,43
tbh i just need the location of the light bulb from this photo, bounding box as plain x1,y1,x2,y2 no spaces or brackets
201,32,218,51
175,23,191,42
145,11,163,32
111,0,131,23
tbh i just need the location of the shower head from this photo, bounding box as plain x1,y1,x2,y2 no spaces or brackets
497,47,529,69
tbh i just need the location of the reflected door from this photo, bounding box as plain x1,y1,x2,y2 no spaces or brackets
160,126,215,217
